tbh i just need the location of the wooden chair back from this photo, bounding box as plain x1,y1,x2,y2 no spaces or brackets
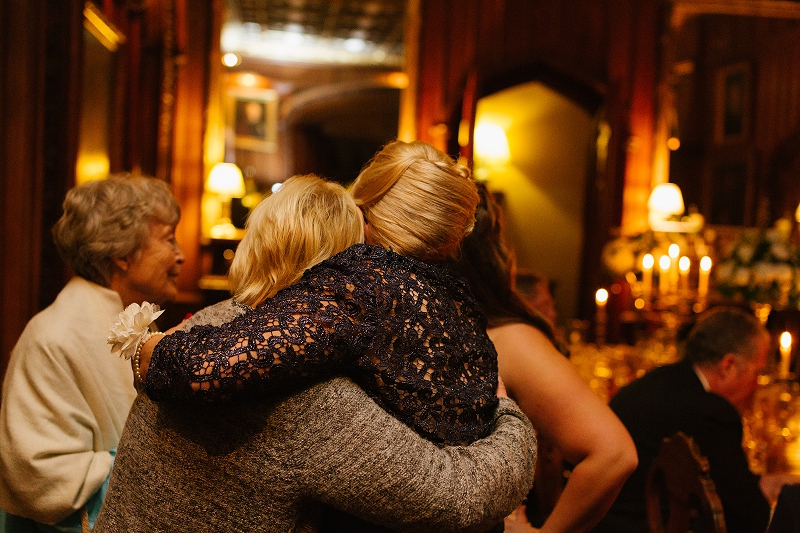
645,431,727,533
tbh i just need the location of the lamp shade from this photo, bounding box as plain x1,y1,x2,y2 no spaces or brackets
648,183,685,216
474,122,510,165
207,163,245,198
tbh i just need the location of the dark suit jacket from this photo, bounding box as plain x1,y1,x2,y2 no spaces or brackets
593,360,770,533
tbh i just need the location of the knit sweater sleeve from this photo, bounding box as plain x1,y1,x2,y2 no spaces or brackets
298,389,537,532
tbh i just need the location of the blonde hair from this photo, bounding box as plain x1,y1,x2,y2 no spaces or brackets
52,174,180,286
229,174,364,307
350,139,478,261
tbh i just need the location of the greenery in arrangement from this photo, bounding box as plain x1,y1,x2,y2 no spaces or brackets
714,219,800,308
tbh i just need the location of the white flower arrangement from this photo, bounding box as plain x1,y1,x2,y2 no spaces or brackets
107,302,164,360
715,219,800,308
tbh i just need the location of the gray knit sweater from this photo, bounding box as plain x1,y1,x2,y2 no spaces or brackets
94,300,536,532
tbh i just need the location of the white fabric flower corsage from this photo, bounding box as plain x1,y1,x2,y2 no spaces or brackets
108,302,164,360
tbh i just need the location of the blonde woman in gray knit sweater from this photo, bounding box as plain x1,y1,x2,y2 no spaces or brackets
95,174,536,533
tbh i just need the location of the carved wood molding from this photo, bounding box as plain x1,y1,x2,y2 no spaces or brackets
156,0,177,182
671,0,800,28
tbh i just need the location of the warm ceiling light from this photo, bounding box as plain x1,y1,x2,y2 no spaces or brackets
240,73,256,87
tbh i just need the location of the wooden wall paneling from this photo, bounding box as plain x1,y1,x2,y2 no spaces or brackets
0,0,45,383
398,0,420,141
442,0,475,123
473,0,504,67
156,0,177,183
39,0,83,312
581,0,612,79
0,0,83,388
162,0,213,326
617,0,659,236
417,0,449,147
498,0,536,64
122,5,144,173
759,27,800,222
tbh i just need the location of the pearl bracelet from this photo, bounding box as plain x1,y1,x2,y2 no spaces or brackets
133,331,165,386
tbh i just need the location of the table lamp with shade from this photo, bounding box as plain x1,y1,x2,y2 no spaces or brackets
207,162,246,239
647,182,704,233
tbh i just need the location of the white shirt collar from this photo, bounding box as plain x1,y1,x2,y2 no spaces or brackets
692,364,711,392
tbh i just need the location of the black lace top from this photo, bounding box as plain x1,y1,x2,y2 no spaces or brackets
146,244,499,446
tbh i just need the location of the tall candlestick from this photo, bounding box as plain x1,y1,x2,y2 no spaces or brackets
668,244,680,295
659,255,671,297
595,288,608,346
679,256,690,296
698,256,712,300
642,254,654,307
780,332,793,379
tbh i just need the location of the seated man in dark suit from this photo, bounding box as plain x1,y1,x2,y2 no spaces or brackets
594,306,796,533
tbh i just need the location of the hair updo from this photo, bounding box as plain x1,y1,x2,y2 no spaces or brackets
350,140,478,261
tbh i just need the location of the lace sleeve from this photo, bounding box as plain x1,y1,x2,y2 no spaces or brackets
145,287,366,402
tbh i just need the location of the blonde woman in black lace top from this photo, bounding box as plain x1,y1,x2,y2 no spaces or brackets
139,140,498,448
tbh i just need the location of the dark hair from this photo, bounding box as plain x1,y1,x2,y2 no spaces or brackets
453,181,564,353
683,306,768,366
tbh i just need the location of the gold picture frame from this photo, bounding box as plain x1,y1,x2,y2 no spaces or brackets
227,88,278,152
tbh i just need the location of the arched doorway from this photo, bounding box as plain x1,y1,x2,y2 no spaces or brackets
473,81,596,325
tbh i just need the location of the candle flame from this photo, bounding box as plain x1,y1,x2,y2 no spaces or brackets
668,244,680,258
595,288,609,305
679,256,690,272
781,331,793,350
700,256,712,272
659,255,671,271
643,254,654,270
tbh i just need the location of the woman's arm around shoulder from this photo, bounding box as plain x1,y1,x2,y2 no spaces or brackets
138,290,356,402
489,322,638,533
298,377,537,532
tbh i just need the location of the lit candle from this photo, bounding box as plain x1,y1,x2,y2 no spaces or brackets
679,256,690,296
698,256,712,300
642,254,654,306
659,255,671,296
669,244,680,294
595,288,608,346
780,332,793,379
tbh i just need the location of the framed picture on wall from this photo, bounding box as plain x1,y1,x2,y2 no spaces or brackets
714,62,751,144
227,88,278,152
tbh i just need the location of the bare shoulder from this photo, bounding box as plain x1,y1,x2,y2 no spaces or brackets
488,321,554,351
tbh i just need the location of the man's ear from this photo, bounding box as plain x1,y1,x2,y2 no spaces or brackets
111,257,129,273
718,353,738,377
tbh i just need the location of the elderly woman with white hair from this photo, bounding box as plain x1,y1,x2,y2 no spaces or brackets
0,174,184,532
